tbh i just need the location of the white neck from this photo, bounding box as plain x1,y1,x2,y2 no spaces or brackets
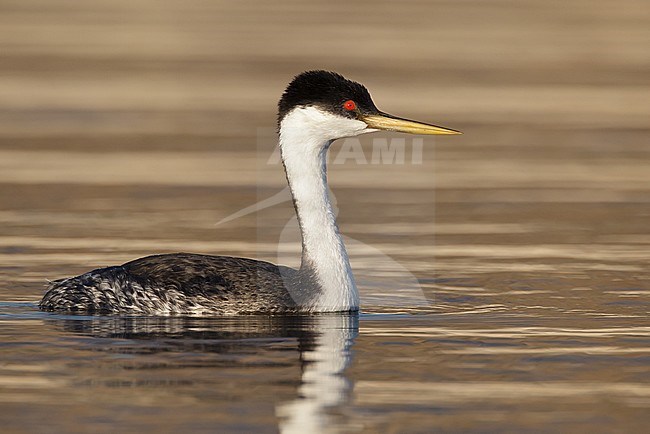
279,106,369,312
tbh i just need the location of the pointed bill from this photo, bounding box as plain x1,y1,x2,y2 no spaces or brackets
360,112,461,135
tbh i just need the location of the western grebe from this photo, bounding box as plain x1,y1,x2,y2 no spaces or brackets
39,70,460,315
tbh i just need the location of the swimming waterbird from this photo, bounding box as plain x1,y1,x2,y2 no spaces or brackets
39,70,460,315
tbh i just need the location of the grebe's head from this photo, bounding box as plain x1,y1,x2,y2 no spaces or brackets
278,70,461,143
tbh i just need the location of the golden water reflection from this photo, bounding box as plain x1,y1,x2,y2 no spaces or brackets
1,0,650,432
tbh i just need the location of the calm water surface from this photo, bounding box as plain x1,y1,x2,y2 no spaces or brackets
1,0,650,432
1,179,649,433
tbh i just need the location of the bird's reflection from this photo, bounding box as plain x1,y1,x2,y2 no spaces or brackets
276,314,359,434
47,313,359,433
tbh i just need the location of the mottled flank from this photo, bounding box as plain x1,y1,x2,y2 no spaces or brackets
39,253,319,315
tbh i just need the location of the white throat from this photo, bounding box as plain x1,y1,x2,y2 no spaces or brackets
279,106,370,312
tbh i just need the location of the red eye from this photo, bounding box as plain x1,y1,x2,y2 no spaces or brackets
343,100,356,111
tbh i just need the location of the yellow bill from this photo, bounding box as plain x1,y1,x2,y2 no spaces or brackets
361,113,461,135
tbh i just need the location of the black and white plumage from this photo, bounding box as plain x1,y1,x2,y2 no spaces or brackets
39,70,460,315
41,254,308,315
